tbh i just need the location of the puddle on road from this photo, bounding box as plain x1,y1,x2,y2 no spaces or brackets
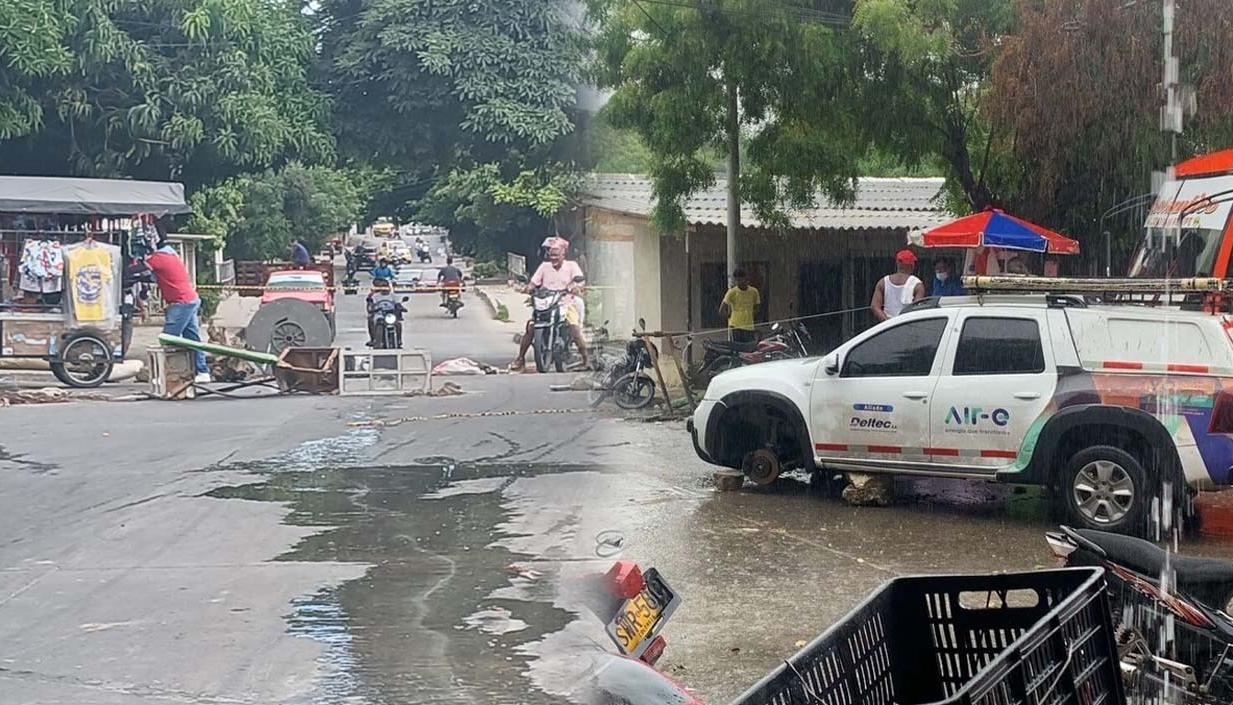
206,461,632,705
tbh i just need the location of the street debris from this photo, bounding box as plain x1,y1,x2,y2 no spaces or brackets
432,357,500,375
713,470,744,491
207,324,259,383
841,473,894,507
0,387,137,406
505,563,543,581
460,606,528,635
347,406,592,428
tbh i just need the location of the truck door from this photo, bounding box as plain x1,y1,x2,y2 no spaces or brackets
810,315,951,463
928,310,1056,470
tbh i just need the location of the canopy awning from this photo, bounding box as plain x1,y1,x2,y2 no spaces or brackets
908,208,1079,254
0,175,191,216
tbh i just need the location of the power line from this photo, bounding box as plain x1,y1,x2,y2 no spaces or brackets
632,0,852,28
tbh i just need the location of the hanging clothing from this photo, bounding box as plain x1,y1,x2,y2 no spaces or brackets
19,239,65,281
882,275,923,318
65,242,120,324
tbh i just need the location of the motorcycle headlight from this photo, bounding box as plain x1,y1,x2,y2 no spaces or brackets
384,313,397,325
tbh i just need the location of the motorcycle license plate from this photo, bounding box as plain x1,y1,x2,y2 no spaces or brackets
605,568,679,657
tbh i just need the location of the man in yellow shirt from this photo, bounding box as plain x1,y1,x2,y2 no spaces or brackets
719,268,760,343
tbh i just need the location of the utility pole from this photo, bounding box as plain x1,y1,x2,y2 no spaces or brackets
725,79,739,284
1161,0,1181,165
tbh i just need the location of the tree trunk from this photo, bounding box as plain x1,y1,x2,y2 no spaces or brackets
726,78,740,283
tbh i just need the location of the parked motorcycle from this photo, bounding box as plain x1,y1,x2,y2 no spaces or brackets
588,318,658,410
701,321,812,375
1046,525,1233,703
371,297,408,349
524,274,585,373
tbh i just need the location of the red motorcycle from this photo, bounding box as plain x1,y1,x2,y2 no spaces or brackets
698,321,812,375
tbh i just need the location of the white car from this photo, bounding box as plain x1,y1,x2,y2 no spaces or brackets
689,293,1233,535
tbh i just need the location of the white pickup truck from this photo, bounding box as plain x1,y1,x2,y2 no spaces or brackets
688,294,1233,535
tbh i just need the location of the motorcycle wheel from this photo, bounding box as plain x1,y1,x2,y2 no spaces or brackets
614,373,656,410
552,338,566,373
533,327,550,373
705,356,741,376
586,368,613,408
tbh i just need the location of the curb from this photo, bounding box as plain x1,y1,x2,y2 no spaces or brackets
474,287,501,318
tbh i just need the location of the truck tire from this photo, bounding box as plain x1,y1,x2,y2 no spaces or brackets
1059,445,1149,535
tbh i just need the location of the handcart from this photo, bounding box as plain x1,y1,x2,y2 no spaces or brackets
0,176,191,387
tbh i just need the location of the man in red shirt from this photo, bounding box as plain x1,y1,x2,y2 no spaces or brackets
144,241,210,382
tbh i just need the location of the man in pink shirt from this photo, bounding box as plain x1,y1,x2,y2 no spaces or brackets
510,238,589,371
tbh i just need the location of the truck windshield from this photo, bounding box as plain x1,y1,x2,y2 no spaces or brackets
1127,226,1223,278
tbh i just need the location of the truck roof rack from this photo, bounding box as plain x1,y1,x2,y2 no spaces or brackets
962,275,1232,294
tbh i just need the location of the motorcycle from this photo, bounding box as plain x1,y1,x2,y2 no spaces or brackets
442,283,464,318
588,318,658,410
416,244,431,263
370,297,408,349
523,274,585,373
1046,525,1233,703
701,321,812,375
574,560,702,705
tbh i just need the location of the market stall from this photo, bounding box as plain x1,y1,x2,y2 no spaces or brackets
0,175,191,387
907,208,1080,276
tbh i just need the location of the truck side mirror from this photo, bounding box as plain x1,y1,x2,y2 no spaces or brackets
823,353,840,376
638,317,646,331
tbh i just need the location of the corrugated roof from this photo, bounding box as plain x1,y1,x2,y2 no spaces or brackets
579,173,950,231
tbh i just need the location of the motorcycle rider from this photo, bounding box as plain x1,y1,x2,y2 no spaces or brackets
437,256,464,306
510,237,589,371
371,257,395,282
366,278,405,348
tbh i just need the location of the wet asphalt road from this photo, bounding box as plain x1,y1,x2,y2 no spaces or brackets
5,277,1233,704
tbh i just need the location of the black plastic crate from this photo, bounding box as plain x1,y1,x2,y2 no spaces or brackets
731,568,1123,705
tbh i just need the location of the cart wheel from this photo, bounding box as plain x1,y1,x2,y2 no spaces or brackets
270,319,308,354
742,448,781,486
51,332,113,388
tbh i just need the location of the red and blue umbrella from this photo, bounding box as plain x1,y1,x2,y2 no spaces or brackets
908,208,1079,254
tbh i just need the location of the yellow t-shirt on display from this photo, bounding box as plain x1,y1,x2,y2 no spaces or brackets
67,246,113,322
723,285,760,330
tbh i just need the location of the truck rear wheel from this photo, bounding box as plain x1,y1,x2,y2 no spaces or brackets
1059,445,1149,535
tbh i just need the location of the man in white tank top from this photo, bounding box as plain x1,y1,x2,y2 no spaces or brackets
871,249,926,322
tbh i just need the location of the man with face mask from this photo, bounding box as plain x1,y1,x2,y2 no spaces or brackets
931,258,965,297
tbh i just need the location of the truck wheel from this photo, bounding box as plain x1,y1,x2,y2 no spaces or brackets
1059,445,1149,535
742,448,781,486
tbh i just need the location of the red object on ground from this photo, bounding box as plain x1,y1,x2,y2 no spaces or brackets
639,635,667,666
606,561,644,599
1175,149,1233,178
1196,490,1233,536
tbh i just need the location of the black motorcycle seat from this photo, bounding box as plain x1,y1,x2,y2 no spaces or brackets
704,339,758,353
1074,528,1233,587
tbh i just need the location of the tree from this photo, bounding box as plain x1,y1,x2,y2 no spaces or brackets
314,0,582,253
851,0,1017,213
189,163,366,260
987,0,1233,262
0,0,333,189
588,0,861,253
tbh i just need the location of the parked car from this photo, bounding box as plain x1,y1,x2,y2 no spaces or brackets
260,269,335,331
689,292,1233,536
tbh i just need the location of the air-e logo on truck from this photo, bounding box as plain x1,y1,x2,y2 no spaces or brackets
945,406,1010,427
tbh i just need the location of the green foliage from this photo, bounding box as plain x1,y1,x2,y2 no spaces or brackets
189,164,365,260
494,302,510,322
315,0,582,257
472,261,504,279
0,0,333,187
851,0,1017,211
588,0,862,233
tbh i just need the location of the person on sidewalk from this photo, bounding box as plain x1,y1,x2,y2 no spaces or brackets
142,240,211,382
871,250,925,321
719,268,760,343
509,238,589,371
